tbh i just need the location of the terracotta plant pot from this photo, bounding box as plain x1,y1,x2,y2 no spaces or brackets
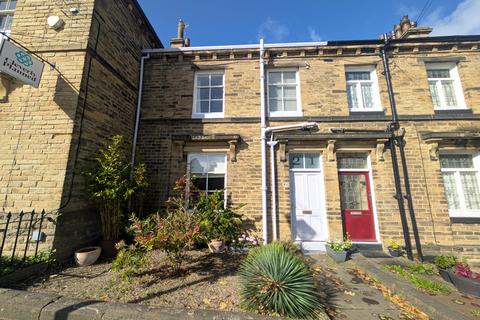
326,245,348,263
99,239,118,258
74,246,101,267
208,239,224,253
388,247,402,257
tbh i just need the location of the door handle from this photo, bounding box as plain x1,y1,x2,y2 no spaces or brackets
350,211,362,216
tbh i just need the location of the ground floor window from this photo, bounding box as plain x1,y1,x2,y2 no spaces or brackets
440,153,480,218
187,153,226,195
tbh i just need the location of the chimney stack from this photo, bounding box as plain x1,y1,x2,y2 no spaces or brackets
383,15,432,39
170,18,190,48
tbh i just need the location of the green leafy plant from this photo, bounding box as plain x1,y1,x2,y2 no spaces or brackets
111,241,147,280
387,239,402,250
471,309,480,317
238,242,322,319
0,250,55,276
434,254,458,270
326,235,353,252
384,264,451,295
408,262,437,275
194,191,243,243
83,135,148,240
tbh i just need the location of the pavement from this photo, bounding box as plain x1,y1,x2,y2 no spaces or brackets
308,253,413,320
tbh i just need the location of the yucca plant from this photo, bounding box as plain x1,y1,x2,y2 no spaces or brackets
238,242,322,319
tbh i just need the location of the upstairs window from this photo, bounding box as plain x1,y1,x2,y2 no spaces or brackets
0,0,16,35
427,63,466,110
268,69,301,117
193,72,224,118
345,66,382,112
440,153,480,218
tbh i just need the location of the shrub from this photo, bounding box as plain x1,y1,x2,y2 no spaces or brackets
111,241,147,280
238,242,321,319
194,191,243,243
434,254,458,270
454,262,480,280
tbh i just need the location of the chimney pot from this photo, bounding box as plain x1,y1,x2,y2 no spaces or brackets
170,18,188,48
177,18,185,39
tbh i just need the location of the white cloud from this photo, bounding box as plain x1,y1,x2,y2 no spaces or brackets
308,27,322,42
425,0,480,36
258,17,289,42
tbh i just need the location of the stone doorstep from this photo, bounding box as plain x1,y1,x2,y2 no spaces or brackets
351,255,471,320
0,289,275,320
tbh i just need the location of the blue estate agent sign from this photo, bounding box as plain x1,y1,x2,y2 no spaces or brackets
0,39,44,88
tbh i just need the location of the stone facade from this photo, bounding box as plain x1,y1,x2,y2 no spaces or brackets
0,0,160,259
138,37,480,264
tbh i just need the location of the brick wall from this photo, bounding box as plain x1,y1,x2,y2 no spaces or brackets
138,41,480,264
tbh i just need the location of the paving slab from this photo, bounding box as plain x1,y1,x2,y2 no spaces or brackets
0,290,60,320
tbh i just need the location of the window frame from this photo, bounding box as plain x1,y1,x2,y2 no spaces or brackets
0,0,15,35
186,152,227,194
192,70,225,119
345,65,383,113
267,68,302,117
426,62,467,110
439,151,480,218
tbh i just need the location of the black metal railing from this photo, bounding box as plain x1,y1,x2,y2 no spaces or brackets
0,210,46,263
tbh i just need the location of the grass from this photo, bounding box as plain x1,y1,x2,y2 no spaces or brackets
472,309,480,318
0,251,53,276
384,264,451,295
407,262,437,275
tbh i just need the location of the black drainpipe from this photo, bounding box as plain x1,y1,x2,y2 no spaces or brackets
381,34,423,261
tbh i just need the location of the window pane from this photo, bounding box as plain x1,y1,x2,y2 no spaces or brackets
442,172,460,210
190,155,208,174
339,174,369,210
210,100,222,113
361,83,374,108
269,99,281,111
210,75,223,86
0,1,7,10
210,87,223,99
346,84,359,109
283,86,296,98
199,100,209,113
199,88,209,100
440,154,474,169
268,86,281,99
194,177,207,192
4,14,12,31
304,154,320,169
429,81,441,107
284,99,297,111
441,80,457,107
208,154,226,173
283,72,296,84
268,72,282,84
338,154,368,169
427,69,450,79
207,176,225,191
461,172,480,210
7,0,16,10
197,75,209,87
289,153,304,169
346,72,370,81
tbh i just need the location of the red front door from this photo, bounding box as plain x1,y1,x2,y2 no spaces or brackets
338,172,376,242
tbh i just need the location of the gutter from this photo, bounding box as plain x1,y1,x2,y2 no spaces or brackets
131,53,150,171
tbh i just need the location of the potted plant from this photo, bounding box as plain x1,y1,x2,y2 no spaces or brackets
449,262,480,297
194,191,243,253
387,239,403,257
326,235,353,263
434,254,458,283
74,246,101,267
83,135,148,258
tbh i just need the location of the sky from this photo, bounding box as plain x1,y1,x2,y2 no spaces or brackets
137,0,480,47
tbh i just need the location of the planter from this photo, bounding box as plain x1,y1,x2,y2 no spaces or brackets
450,273,480,297
208,239,224,253
388,247,402,257
326,245,348,263
99,240,117,259
438,267,453,283
74,246,101,267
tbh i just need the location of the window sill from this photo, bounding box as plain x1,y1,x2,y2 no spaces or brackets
192,113,224,119
269,111,303,118
434,107,471,114
448,211,480,219
349,108,384,113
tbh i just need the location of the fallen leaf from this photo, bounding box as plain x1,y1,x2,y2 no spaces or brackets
344,290,355,296
202,298,211,305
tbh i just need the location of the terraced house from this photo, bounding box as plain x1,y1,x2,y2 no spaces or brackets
137,17,480,264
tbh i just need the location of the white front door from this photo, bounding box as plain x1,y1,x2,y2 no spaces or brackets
289,153,328,251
